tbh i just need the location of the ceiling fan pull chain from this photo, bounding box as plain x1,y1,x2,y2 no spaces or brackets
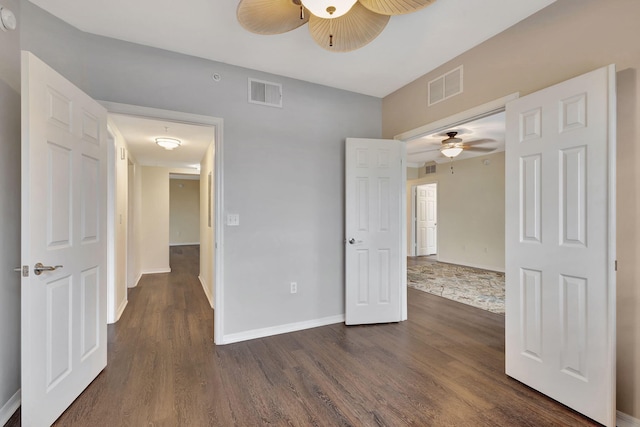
450,158,454,174
300,5,304,20
329,17,334,47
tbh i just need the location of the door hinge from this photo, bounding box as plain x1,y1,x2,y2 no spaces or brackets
615,260,618,271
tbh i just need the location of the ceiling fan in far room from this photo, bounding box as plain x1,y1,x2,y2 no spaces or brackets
413,131,496,159
236,0,435,52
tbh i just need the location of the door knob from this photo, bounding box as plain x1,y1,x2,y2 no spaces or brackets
34,262,63,276
348,238,355,244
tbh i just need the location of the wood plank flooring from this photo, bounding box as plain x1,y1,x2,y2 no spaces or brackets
5,246,598,426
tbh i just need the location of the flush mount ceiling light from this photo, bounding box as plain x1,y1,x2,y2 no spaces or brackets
237,0,435,52
156,137,181,150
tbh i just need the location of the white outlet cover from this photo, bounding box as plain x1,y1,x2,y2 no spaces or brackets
226,214,239,226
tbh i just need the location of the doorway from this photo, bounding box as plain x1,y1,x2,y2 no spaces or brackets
413,183,437,257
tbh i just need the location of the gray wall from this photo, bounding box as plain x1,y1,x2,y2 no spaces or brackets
0,0,21,421
21,2,382,336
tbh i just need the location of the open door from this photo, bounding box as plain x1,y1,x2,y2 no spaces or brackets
345,138,406,325
505,65,616,426
21,51,108,426
416,183,437,256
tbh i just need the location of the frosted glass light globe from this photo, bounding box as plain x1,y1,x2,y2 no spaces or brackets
301,0,358,18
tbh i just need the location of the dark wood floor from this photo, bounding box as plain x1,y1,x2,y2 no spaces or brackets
5,246,598,426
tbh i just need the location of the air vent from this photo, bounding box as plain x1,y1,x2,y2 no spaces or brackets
428,65,463,106
248,78,282,108
425,163,436,174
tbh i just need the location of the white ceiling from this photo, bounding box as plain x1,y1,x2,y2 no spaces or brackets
407,111,505,165
27,0,556,97
109,114,214,170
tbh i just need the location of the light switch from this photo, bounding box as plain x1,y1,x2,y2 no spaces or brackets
226,214,240,226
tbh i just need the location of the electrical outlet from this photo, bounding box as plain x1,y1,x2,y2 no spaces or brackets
290,282,297,294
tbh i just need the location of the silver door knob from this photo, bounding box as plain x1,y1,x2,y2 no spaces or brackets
34,262,63,275
348,238,356,244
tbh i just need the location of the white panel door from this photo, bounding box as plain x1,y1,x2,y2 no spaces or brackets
416,185,428,256
505,65,616,426
345,138,405,325
425,183,437,255
21,51,108,426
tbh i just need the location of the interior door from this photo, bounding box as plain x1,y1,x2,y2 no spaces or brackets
416,185,428,256
345,138,405,325
425,183,437,255
505,65,616,426
21,51,108,426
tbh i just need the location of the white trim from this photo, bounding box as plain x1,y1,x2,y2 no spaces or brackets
400,143,408,321
109,298,128,324
129,272,143,288
617,411,640,427
198,275,214,308
0,389,20,426
221,315,345,345
99,101,225,345
170,242,200,246
141,268,171,274
406,162,424,168
606,63,618,427
395,93,520,142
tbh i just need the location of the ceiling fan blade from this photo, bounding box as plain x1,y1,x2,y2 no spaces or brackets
358,0,434,16
462,138,496,146
308,2,390,52
237,0,308,35
464,146,496,152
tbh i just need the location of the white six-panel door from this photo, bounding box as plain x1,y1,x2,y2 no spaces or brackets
416,183,437,256
505,65,616,426
345,138,405,325
425,183,437,255
21,51,108,426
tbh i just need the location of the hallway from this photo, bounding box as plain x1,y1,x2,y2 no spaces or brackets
7,245,597,426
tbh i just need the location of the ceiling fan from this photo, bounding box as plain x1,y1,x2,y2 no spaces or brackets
237,0,435,52
412,131,497,159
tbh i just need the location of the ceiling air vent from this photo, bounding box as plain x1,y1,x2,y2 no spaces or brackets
248,78,282,108
428,65,463,106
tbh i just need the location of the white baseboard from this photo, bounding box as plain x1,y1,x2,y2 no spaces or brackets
436,258,505,273
140,268,171,275
128,272,142,288
170,242,200,246
0,389,20,426
618,411,640,427
221,314,345,345
198,275,214,308
115,298,128,322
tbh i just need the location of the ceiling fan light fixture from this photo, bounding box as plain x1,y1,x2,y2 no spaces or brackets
441,146,463,158
156,137,181,150
301,0,357,18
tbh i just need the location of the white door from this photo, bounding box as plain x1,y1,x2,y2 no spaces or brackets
345,138,405,325
21,51,108,426
425,183,437,255
415,183,437,256
416,185,428,256
505,65,616,426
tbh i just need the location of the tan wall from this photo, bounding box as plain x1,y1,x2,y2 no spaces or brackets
170,178,200,245
385,0,640,418
199,143,215,307
408,152,505,271
140,167,170,273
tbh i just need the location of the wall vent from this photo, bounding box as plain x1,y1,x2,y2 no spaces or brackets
425,163,436,174
428,65,463,106
248,78,282,108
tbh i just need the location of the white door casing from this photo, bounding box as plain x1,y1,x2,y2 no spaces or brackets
345,138,405,325
505,65,616,426
21,51,108,426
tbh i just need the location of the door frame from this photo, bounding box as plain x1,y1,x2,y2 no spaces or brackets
99,101,226,344
398,93,518,260
411,182,438,257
